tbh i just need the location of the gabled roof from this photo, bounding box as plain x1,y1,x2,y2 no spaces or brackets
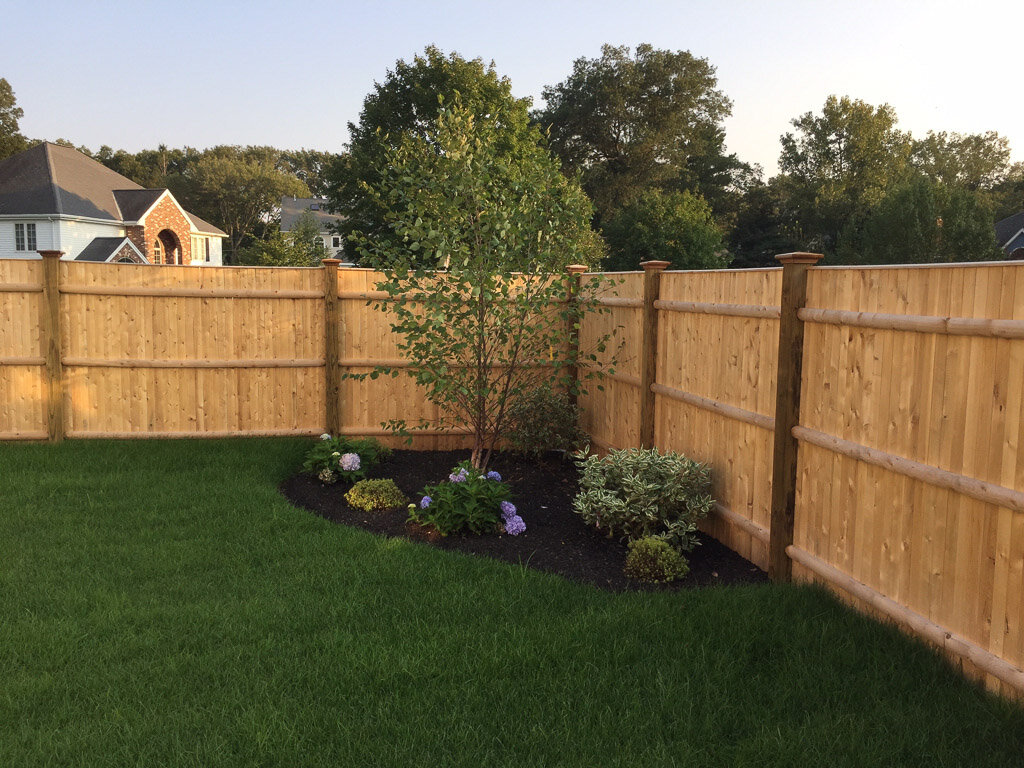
0,142,225,236
186,211,225,236
74,236,146,262
113,189,165,221
280,196,343,231
995,211,1024,249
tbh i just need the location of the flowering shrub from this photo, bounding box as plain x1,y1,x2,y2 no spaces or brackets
303,435,392,485
408,460,522,535
345,479,407,512
623,537,690,583
572,447,712,552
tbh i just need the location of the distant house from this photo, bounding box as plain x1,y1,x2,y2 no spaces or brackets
995,212,1024,258
0,142,226,264
280,197,347,260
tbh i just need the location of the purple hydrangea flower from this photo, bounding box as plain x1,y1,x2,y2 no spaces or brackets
339,453,361,471
504,515,526,536
486,471,502,481
448,468,469,483
500,500,516,519
420,496,432,509
320,433,332,441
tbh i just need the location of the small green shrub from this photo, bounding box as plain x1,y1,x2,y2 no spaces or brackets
505,388,587,457
624,537,690,583
345,479,408,512
408,461,523,536
572,447,712,551
303,434,392,484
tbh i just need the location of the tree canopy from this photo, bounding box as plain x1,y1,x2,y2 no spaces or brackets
177,146,310,259
327,46,535,253
603,189,728,271
534,44,739,224
0,78,28,161
778,95,911,254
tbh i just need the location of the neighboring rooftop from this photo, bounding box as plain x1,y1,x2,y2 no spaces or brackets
74,237,139,262
280,197,343,231
995,211,1024,248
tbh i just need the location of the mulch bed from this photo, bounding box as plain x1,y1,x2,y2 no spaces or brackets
280,449,767,592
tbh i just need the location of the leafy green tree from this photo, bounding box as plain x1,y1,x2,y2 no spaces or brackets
911,131,1012,191
351,103,608,469
988,163,1024,222
779,95,912,254
534,44,738,223
728,178,802,267
237,210,327,266
840,174,1003,264
327,46,535,253
0,78,27,161
180,145,310,260
279,149,337,197
602,189,728,271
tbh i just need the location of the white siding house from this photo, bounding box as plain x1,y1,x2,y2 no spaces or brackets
0,143,226,264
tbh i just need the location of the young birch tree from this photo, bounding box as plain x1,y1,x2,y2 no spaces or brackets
351,101,611,469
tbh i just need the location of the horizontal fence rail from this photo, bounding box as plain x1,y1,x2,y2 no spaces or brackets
800,307,1024,339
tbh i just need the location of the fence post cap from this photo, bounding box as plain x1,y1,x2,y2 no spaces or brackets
640,260,671,272
566,264,588,274
322,258,341,266
38,250,65,259
775,252,823,265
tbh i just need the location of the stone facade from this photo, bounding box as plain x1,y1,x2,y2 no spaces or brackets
124,194,194,264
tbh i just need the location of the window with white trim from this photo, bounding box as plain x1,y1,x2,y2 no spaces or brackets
332,236,341,248
15,223,37,251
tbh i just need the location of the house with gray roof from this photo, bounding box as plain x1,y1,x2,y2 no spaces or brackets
280,197,348,260
0,142,226,264
995,211,1024,258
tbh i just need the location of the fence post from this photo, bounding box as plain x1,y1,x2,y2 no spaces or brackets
323,258,341,436
565,264,588,405
639,260,670,449
768,251,823,582
39,250,65,442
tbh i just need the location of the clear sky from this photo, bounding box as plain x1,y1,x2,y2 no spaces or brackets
5,0,1022,178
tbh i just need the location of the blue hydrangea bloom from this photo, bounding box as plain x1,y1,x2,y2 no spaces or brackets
500,500,516,519
420,496,432,509
449,468,469,483
505,515,526,536
486,471,502,481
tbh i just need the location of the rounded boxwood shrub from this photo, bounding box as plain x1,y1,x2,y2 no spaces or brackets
624,537,690,583
345,479,407,512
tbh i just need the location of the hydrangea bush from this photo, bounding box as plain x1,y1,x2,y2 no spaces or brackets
303,435,392,485
572,446,712,552
408,461,524,536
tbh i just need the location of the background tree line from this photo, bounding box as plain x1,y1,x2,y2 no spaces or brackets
4,53,1023,269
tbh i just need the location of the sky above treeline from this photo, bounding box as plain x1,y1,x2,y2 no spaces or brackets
7,0,1022,178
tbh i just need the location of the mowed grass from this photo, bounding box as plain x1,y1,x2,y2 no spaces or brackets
1,439,1021,767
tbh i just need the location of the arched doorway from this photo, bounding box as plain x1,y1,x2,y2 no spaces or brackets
154,229,182,264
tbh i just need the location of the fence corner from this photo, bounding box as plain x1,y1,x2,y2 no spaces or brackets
768,252,823,582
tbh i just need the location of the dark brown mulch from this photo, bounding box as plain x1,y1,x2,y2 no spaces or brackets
280,449,768,592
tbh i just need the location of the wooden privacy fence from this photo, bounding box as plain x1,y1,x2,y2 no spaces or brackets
579,256,1024,697
0,253,517,447
3,251,1023,697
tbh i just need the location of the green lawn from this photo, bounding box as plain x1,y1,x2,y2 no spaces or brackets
1,439,1021,767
